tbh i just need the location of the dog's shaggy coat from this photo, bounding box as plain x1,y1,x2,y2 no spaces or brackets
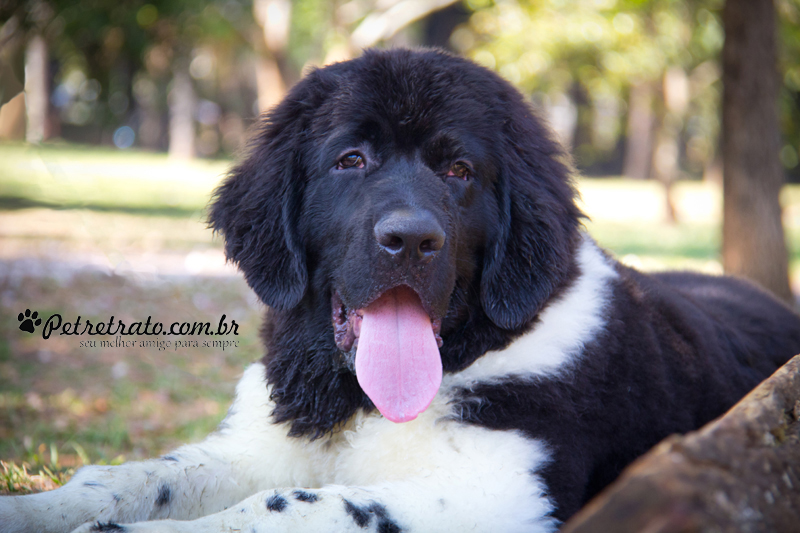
2,48,800,533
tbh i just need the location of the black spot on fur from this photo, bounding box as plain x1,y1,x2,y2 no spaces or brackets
90,523,125,532
368,503,401,533
343,500,401,531
83,481,104,487
377,518,402,533
293,490,319,503
161,455,179,462
266,493,288,512
112,493,121,502
155,484,171,507
343,499,371,528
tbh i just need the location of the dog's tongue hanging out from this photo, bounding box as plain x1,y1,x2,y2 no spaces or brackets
355,286,442,423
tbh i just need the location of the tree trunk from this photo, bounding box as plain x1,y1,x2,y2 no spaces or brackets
0,92,26,140
622,82,655,180
24,33,48,144
168,63,195,160
252,0,292,113
570,81,593,163
652,69,689,225
0,26,24,108
254,53,286,114
721,0,792,303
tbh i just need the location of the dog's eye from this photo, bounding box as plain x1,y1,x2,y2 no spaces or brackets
336,153,365,170
446,162,471,180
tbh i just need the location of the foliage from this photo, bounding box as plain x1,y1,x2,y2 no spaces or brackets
455,0,721,94
2,0,256,152
2,0,799,170
779,0,800,173
456,0,800,178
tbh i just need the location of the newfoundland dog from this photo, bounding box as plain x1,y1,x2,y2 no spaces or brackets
3,48,800,533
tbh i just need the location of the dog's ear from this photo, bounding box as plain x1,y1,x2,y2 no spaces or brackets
209,74,329,310
480,101,583,330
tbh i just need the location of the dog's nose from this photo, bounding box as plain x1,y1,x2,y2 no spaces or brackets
374,210,445,262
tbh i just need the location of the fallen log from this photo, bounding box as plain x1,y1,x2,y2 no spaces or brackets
561,354,800,533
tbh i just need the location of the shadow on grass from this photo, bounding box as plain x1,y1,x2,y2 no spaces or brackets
0,195,207,219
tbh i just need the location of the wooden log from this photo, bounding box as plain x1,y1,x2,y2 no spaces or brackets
561,354,800,533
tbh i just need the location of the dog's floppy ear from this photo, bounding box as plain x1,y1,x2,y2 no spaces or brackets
480,101,583,330
209,75,328,310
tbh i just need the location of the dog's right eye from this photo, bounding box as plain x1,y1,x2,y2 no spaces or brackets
446,162,472,180
336,153,365,170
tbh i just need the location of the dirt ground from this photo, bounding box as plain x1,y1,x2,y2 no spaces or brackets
0,207,265,491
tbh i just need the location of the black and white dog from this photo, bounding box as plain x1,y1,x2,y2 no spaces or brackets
3,48,800,533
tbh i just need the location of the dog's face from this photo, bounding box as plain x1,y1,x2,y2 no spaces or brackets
210,49,582,430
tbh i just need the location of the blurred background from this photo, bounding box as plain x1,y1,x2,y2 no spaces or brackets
1,0,799,492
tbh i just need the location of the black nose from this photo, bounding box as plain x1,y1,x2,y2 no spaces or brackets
374,209,445,262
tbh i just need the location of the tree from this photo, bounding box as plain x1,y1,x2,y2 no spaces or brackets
24,33,48,143
454,0,726,187
252,0,292,112
721,0,792,302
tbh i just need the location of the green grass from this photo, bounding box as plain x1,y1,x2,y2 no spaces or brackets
0,142,230,216
577,179,800,280
1,460,74,494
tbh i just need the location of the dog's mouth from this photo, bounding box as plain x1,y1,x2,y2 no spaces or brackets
332,287,444,423
332,289,443,353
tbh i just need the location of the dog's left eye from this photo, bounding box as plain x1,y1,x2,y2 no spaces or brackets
336,153,365,170
446,162,471,180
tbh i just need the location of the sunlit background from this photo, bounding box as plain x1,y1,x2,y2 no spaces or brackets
1,0,800,491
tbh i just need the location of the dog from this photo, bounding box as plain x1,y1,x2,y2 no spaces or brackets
2,48,800,533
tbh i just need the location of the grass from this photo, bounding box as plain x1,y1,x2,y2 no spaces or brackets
0,270,263,494
1,460,74,494
0,143,258,493
1,141,800,494
0,142,228,216
579,179,800,282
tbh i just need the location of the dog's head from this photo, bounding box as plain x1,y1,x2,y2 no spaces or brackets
210,48,582,429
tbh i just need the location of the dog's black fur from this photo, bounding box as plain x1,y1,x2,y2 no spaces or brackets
209,48,800,522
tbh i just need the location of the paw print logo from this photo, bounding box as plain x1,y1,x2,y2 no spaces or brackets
18,309,42,334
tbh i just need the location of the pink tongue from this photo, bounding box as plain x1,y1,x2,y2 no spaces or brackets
355,286,442,423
